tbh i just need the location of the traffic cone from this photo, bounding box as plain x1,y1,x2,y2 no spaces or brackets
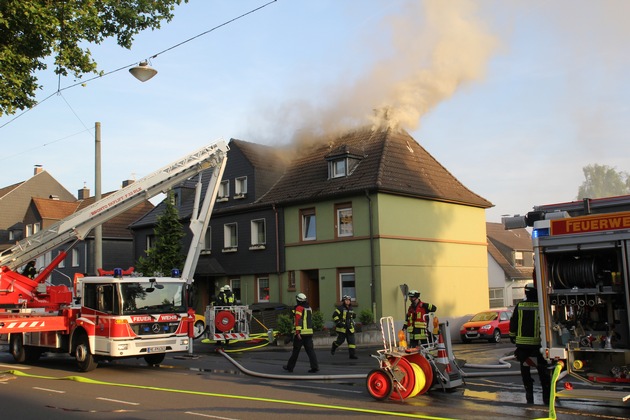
436,333,452,373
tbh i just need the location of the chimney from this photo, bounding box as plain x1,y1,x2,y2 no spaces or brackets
78,183,90,200
49,195,59,200
34,165,43,175
122,179,135,188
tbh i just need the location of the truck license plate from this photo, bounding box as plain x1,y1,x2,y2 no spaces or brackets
148,346,165,353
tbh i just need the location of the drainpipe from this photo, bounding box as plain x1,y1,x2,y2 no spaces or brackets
273,204,281,304
365,190,376,322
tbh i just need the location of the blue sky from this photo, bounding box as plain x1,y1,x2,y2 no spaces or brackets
1,0,628,222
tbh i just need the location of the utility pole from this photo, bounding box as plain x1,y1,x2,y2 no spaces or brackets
94,122,102,274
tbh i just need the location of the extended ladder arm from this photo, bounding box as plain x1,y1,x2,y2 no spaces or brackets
0,140,229,271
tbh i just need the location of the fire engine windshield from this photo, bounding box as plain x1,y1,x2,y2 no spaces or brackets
120,282,186,315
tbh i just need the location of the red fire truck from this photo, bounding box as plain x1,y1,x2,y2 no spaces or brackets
503,195,630,402
0,140,228,371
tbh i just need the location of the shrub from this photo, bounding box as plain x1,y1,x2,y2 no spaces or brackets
276,313,293,336
312,310,325,332
359,309,374,325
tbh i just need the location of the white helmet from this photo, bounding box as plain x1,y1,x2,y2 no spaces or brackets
296,293,307,302
224,285,231,291
219,286,225,292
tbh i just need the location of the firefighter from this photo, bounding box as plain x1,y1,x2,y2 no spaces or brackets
223,285,235,305
401,289,437,348
283,293,319,373
216,286,226,306
331,295,358,359
510,283,551,405
21,260,37,279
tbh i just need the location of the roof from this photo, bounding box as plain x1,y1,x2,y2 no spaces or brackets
259,127,492,208
32,197,81,220
486,222,533,280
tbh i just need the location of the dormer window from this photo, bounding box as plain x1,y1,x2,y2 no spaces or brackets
325,145,363,179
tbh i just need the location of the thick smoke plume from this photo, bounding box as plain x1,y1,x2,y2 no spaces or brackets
255,0,499,146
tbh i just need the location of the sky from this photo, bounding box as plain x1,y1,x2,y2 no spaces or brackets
1,0,628,222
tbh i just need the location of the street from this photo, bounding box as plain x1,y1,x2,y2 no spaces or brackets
0,339,628,419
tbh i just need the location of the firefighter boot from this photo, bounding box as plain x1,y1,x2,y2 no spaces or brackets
349,348,358,359
331,343,337,355
525,384,534,404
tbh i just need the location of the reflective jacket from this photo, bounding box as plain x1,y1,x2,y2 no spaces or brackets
405,301,437,340
510,300,541,347
333,304,356,334
293,304,314,335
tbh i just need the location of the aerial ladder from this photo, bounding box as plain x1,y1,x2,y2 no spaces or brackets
0,140,228,371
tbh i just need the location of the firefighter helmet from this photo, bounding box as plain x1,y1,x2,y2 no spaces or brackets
219,286,225,292
224,285,231,291
296,293,307,302
342,295,351,300
408,290,420,299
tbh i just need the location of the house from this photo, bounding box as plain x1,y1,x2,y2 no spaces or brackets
130,139,288,315
486,222,534,307
0,166,75,252
133,127,494,328
15,182,153,285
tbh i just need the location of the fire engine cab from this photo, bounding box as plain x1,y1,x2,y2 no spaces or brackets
0,140,228,371
503,195,630,402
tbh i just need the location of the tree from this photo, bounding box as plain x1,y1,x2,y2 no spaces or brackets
577,164,630,199
136,191,185,276
0,0,187,116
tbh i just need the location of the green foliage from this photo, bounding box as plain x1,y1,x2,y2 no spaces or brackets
359,308,374,325
276,310,325,334
577,164,629,200
136,191,185,276
0,0,188,116
276,313,293,336
312,310,324,332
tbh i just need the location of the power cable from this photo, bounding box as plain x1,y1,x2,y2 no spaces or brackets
0,0,278,130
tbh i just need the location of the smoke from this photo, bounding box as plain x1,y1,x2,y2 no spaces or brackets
253,0,499,145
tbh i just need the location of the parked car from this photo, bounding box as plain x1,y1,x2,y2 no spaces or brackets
460,308,512,343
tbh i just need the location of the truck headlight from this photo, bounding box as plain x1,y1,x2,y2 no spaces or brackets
181,338,189,346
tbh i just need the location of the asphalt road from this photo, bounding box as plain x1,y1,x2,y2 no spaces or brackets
0,339,628,419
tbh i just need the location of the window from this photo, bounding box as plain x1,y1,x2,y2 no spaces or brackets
489,287,504,308
257,277,270,302
335,204,353,238
331,159,346,178
339,269,356,302
231,278,241,303
26,224,33,237
57,251,65,268
145,235,154,251
72,248,80,267
235,176,247,198
301,208,316,241
288,271,296,291
33,222,40,234
218,180,229,200
514,251,523,267
250,219,266,248
223,223,238,251
202,227,212,253
8,230,14,241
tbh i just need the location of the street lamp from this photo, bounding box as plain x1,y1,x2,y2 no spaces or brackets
129,61,158,82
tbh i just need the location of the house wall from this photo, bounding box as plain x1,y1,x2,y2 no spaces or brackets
374,194,489,329
281,192,489,333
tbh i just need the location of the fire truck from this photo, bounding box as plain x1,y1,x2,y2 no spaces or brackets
0,140,228,371
503,195,630,402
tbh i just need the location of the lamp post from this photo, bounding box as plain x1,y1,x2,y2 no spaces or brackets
94,122,102,274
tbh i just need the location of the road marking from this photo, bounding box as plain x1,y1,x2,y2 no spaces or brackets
0,363,30,369
96,397,140,406
185,411,239,420
33,386,65,393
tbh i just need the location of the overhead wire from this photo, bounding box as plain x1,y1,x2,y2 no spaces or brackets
0,0,278,131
